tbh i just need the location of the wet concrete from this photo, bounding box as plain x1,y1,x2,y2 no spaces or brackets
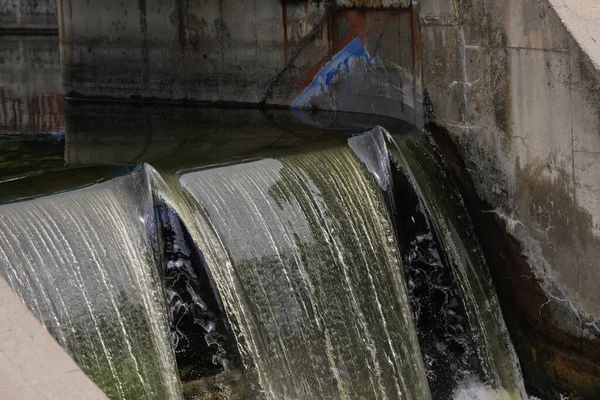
429,122,600,399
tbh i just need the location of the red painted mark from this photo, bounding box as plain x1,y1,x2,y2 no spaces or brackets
342,11,368,41
0,91,7,124
0,90,64,131
300,32,357,89
12,97,18,127
304,3,309,34
300,11,368,90
55,95,65,130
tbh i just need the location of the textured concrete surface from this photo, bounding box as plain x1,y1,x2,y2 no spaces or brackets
550,0,600,68
0,0,57,31
419,0,600,396
0,35,63,134
0,276,107,399
58,0,421,124
420,0,600,321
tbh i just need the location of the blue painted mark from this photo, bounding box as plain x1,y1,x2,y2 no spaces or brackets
292,38,371,109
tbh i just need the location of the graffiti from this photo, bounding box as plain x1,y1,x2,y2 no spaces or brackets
292,38,371,109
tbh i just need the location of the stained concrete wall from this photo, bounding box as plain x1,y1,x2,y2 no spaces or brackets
58,0,421,125
420,0,600,325
0,35,64,134
0,0,58,31
419,0,600,396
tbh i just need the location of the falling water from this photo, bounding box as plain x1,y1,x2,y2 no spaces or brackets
0,170,182,399
388,133,526,399
0,112,528,399
151,139,432,399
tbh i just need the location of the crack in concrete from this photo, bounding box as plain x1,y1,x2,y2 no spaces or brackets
538,290,600,335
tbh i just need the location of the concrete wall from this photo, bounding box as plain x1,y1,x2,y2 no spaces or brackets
419,0,600,396
0,35,64,135
58,0,421,125
0,0,58,31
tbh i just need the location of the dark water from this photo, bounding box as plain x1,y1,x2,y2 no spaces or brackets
0,36,525,399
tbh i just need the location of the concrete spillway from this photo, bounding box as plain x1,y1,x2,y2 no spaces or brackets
0,117,527,398
2,0,600,398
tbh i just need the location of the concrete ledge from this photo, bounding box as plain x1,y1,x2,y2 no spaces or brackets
549,0,600,68
0,277,107,399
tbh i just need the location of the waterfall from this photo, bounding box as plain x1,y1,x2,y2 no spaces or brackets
0,116,527,399
0,169,182,399
150,141,431,399
388,133,525,399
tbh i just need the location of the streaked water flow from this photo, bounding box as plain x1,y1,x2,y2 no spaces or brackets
388,134,525,400
157,142,431,399
0,120,526,399
0,171,182,399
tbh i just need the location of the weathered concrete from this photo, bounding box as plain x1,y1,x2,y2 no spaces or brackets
0,35,64,134
58,0,421,125
0,0,58,31
419,0,600,396
420,0,600,321
550,0,600,69
0,276,107,399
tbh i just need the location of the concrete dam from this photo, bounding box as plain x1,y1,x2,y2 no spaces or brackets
1,0,599,399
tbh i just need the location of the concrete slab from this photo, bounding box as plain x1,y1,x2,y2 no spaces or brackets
550,0,600,67
0,277,107,399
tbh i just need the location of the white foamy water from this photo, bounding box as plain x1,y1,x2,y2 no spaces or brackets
0,127,530,400
452,377,515,400
389,133,527,399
